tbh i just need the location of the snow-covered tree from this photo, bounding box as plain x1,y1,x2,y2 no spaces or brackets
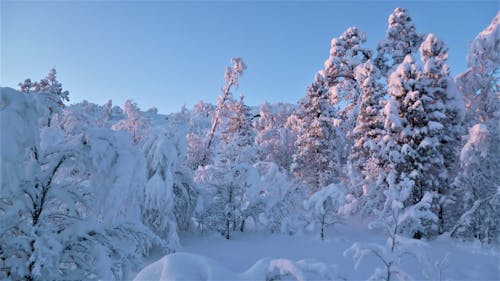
304,184,347,240
291,73,340,193
345,192,434,280
204,57,247,161
451,124,500,243
450,13,500,243
141,130,181,252
112,100,150,144
455,12,499,126
419,34,466,232
375,8,423,76
324,27,370,158
18,67,70,127
255,102,296,172
350,61,385,175
194,95,258,239
380,55,446,237
249,162,307,234
0,91,155,280
348,60,387,215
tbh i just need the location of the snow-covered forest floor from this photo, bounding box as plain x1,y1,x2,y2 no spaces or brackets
136,221,499,280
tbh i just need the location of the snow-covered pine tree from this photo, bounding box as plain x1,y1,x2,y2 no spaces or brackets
349,60,387,215
419,34,466,233
381,55,444,237
112,100,150,144
291,72,339,194
324,27,370,168
375,7,423,76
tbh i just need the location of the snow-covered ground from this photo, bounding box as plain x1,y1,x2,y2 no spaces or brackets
135,222,499,280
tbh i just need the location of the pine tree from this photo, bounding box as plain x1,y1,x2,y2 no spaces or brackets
349,60,387,215
324,27,371,170
375,8,423,76
382,55,444,237
419,34,466,233
292,73,339,193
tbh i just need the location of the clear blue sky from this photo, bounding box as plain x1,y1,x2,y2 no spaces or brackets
2,1,498,114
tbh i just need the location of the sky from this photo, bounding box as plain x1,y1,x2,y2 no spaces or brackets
2,1,498,114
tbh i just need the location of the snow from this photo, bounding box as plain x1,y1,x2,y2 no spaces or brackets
134,222,499,280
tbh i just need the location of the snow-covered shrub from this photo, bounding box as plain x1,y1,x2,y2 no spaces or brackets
304,184,347,240
0,90,155,280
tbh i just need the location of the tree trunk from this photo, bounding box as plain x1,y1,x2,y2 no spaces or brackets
320,214,325,241
240,219,245,233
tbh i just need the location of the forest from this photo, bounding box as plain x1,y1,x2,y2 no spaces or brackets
1,7,498,281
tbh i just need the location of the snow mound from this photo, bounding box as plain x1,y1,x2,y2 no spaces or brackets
133,252,338,281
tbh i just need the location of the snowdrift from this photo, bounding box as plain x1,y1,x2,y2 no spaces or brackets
133,252,338,281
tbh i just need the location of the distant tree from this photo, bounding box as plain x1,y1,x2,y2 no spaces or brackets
18,67,70,127
18,78,34,93
112,100,150,144
375,8,423,76
255,102,296,171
